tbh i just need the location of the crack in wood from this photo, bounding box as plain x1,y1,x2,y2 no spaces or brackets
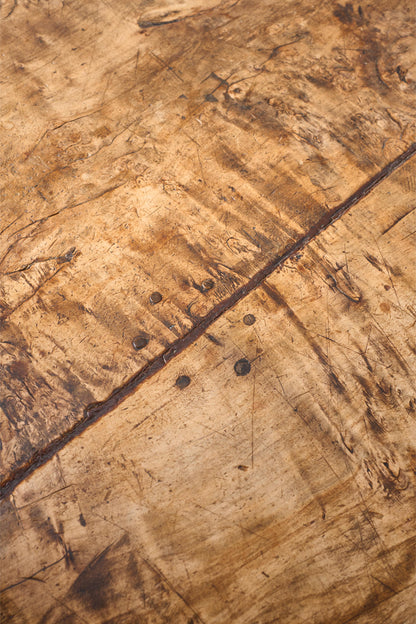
0,141,415,501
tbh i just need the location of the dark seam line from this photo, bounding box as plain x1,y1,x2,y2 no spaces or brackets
1,142,415,502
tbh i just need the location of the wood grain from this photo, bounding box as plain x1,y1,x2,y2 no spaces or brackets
1,0,416,481
1,157,414,622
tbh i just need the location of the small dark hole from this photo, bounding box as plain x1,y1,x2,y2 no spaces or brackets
132,334,149,350
234,358,251,376
176,375,191,389
243,314,256,326
149,291,162,304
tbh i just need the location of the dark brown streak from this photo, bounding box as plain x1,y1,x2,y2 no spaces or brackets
382,205,416,235
137,551,208,624
0,555,66,594
0,142,415,502
4,0,17,20
0,263,72,322
137,0,242,29
339,582,415,624
137,5,215,29
138,17,185,28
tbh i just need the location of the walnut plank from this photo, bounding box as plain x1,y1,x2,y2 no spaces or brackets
1,0,416,481
1,156,415,622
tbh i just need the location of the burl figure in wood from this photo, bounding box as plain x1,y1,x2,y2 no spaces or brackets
0,0,415,623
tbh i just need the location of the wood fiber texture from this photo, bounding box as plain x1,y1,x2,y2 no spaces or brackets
1,152,415,623
1,0,416,622
1,0,415,481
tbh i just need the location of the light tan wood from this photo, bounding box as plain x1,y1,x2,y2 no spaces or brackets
1,0,416,481
1,157,414,622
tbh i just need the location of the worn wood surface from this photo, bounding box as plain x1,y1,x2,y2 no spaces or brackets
1,154,415,622
1,0,416,482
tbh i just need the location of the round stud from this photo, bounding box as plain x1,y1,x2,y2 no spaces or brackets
175,375,191,389
201,278,215,292
243,314,256,326
149,291,162,304
234,358,251,376
132,335,149,350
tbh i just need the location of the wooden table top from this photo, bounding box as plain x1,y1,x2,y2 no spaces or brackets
1,1,415,622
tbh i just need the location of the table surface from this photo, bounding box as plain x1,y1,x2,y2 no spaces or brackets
0,1,415,622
